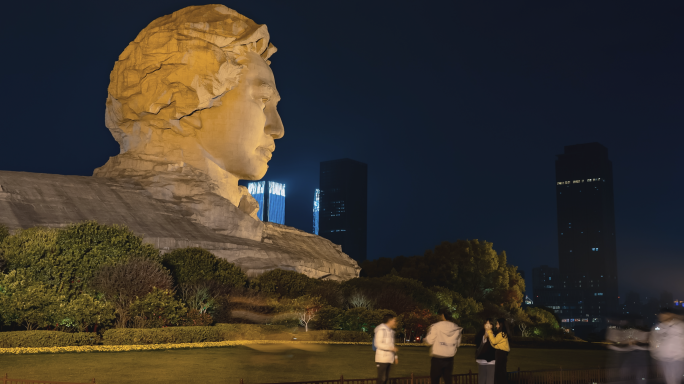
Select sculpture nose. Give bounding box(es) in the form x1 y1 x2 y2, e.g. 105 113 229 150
265 107 284 139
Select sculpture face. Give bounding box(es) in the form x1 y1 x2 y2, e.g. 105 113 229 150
197 52 284 180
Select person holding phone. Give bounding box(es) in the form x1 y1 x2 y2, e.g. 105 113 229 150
475 319 496 384
485 318 510 384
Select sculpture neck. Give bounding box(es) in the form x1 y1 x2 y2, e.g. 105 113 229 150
202 158 242 207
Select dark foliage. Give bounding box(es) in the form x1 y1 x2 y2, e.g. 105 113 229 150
162 247 247 288
341 275 439 314
250 269 316 298
360 239 525 308
91 258 173 301
309 279 344 307
90 258 174 327
180 309 214 326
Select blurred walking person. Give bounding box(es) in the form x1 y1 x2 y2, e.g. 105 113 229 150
475 319 496 384
425 308 463 384
606 315 650 384
485 318 510 384
375 313 399 384
651 308 684 384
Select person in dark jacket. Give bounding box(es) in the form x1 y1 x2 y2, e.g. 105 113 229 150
485 318 510 384
475 319 496 384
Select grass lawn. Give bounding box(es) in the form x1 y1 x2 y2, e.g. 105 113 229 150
0 345 611 384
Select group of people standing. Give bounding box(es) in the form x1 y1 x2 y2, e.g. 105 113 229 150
374 306 684 384
373 309 511 384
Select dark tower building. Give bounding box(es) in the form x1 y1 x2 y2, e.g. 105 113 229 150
555 143 619 324
319 159 368 263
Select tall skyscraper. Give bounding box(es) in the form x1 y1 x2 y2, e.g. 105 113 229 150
313 189 320 235
247 181 286 224
319 158 368 262
555 142 619 325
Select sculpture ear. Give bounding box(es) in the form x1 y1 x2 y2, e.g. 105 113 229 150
179 114 202 131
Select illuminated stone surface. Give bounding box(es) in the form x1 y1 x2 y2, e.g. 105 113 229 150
0 5 360 280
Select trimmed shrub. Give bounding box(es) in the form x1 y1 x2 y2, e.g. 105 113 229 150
162 248 246 288
103 326 223 345
311 306 343 330
337 308 396 333
180 309 213 327
250 269 316 298
129 288 188 328
104 324 295 345
0 331 99 348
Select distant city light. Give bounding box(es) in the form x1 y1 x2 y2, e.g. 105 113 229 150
248 181 265 221
313 189 320 235
247 181 285 224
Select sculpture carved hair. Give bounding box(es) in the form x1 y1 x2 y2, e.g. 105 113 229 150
105 4 277 155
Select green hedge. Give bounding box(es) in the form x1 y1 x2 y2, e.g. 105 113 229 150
103 325 371 345
103 327 223 345
0 331 99 348
2 326 374 348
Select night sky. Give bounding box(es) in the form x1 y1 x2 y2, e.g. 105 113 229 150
1 1 682 300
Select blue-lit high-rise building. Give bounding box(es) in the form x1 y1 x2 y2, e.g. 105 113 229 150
319 159 367 263
247 181 286 224
313 189 320 235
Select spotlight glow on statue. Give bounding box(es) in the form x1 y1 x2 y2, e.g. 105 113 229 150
97 5 284 212
0 4 361 281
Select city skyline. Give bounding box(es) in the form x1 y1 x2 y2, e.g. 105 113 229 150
0 0 681 299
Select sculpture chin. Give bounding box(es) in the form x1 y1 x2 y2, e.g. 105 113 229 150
232 161 269 181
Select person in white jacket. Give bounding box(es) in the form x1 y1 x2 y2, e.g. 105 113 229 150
374 313 399 384
651 308 684 384
425 308 463 384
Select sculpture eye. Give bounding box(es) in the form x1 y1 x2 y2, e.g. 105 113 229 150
261 97 270 105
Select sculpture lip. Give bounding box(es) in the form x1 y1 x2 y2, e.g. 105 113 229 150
257 146 274 160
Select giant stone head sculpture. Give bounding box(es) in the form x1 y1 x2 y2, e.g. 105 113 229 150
105 5 284 185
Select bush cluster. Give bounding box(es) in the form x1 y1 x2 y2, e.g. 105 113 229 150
0 222 566 344
0 223 246 332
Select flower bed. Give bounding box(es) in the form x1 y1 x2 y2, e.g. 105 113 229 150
0 340 476 355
